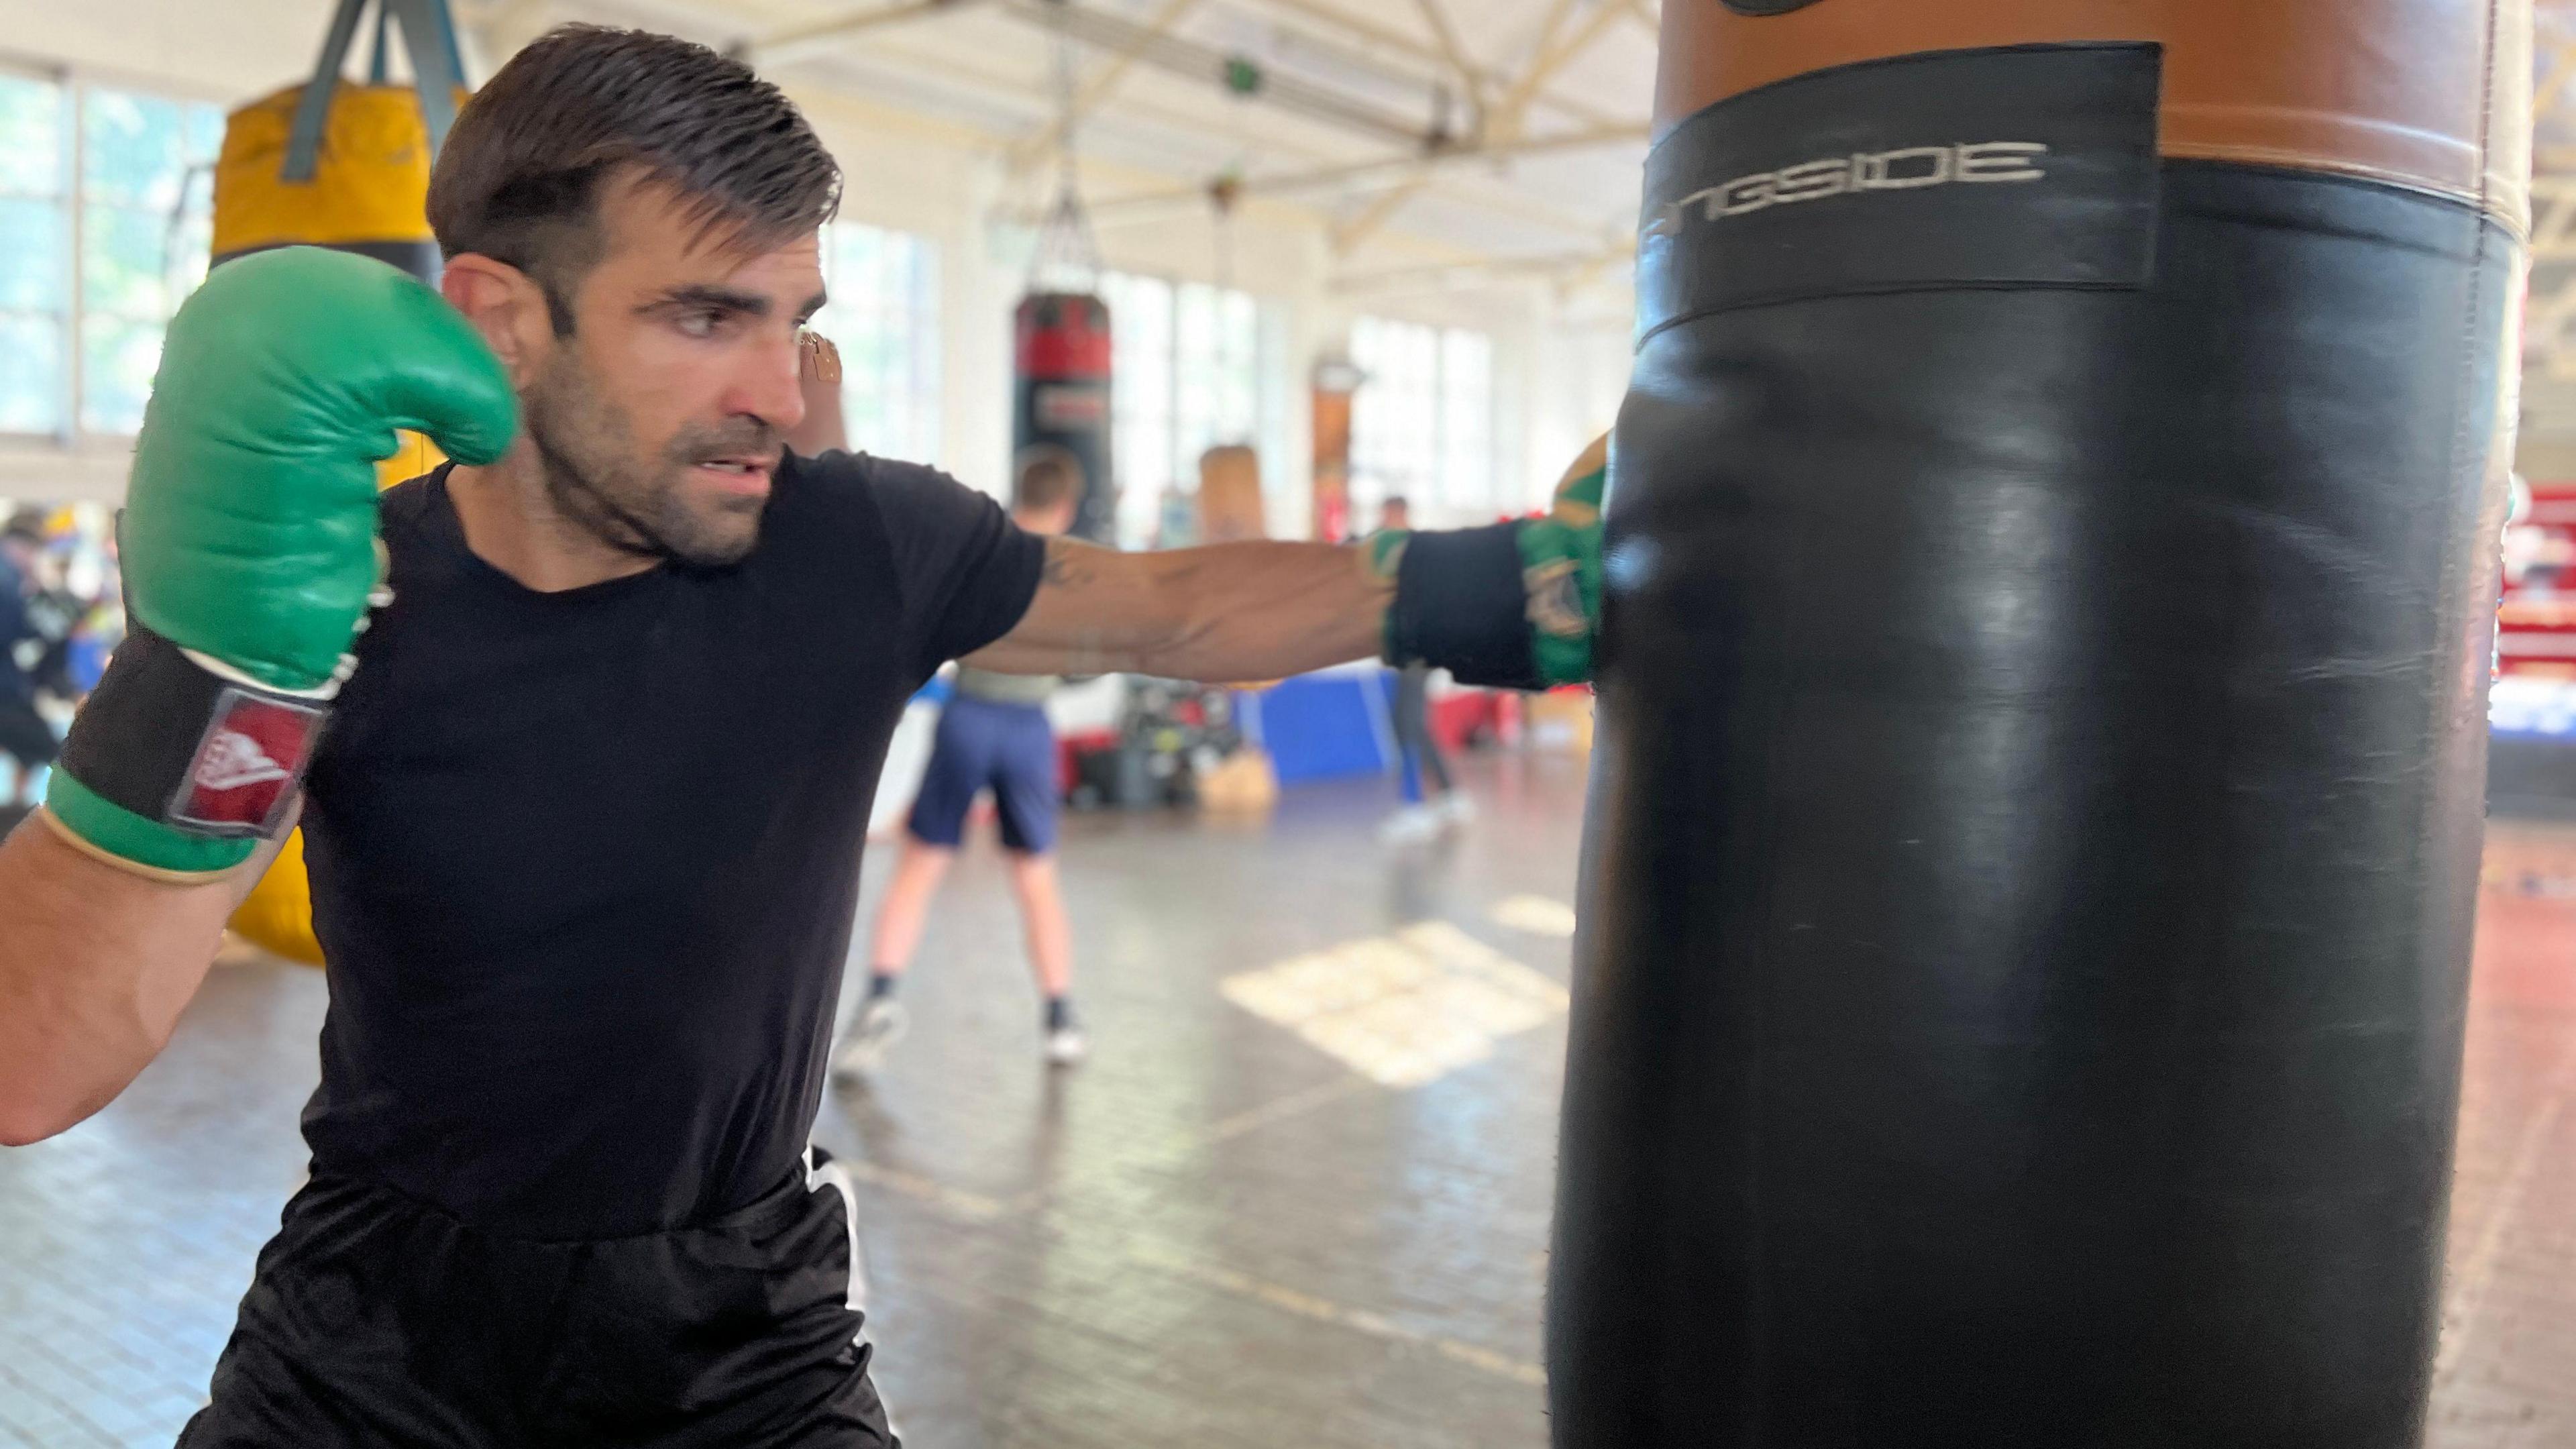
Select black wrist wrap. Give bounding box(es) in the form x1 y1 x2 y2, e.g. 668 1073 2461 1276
1386 522 1541 691
58 621 328 839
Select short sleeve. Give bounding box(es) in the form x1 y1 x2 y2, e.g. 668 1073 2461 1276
861 457 1047 677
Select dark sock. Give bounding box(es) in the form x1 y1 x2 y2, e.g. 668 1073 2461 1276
1044 996 1073 1032
867 971 900 1000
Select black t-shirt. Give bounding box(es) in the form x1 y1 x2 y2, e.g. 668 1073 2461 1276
300 452 1044 1239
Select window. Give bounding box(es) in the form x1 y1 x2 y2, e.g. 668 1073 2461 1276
1102 271 1172 541
0 73 70 435
812 221 941 462
1351 316 1497 527
1100 270 1282 548
1438 329 1494 517
81 88 221 434
0 69 221 440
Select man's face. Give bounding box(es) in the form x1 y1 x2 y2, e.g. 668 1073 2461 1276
521 178 825 566
1380 500 1411 533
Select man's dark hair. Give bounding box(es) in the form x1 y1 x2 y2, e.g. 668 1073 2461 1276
427 25 841 333
1015 455 1079 515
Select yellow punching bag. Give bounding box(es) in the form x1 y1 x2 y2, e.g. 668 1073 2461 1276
217 5 470 964
211 82 441 280
214 78 454 496
229 832 327 967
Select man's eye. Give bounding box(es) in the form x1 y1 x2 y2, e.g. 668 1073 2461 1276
675 309 727 338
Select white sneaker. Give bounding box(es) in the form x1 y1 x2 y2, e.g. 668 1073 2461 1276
1380 804 1442 845
1437 792 1475 826
1045 1024 1089 1067
832 998 909 1081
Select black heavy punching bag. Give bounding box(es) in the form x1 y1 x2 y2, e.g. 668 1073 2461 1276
1014 292 1117 544
1550 3 2529 1446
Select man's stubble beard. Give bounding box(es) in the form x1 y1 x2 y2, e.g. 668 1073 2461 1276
521 350 772 569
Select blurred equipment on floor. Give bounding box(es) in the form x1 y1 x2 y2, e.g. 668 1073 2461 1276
2493 476 2576 818
1069 678 1255 810
1519 689 1591 757
1195 740 1279 815
2500 477 2576 677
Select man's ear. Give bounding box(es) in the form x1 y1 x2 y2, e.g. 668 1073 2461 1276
439 255 553 383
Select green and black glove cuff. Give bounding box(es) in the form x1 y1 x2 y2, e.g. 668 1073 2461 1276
1375 434 1607 690
45 620 331 878
1379 522 1554 690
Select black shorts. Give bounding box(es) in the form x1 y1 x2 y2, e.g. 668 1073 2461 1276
180 1150 894 1448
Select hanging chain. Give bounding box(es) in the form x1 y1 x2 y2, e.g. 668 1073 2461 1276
1053 5 1080 201
1210 173 1241 294
1030 0 1103 290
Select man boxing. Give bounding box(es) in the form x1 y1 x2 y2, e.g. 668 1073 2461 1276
0 25 1599 1446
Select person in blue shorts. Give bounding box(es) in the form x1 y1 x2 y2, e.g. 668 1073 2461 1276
836 456 1085 1075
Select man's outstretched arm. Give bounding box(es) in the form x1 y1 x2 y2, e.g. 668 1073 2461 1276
969 436 1609 690
966 536 1391 684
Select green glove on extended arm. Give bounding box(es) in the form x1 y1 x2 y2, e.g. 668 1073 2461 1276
1374 433 1607 690
44 247 517 879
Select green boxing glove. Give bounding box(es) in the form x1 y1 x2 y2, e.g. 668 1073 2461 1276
1374 433 1607 690
44 247 517 879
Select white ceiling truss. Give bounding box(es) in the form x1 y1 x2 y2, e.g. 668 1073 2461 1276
475 0 2576 360
460 0 1661 299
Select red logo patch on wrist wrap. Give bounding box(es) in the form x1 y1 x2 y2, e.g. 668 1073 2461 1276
170 688 324 835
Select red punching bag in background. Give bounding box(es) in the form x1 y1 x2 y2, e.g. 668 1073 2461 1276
1014 292 1116 545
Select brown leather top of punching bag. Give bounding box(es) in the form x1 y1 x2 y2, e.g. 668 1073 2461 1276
1658 0 2532 236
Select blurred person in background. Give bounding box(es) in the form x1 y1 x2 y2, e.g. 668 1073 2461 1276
1377 495 1470 845
61 523 124 701
837 455 1088 1076
0 513 60 811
